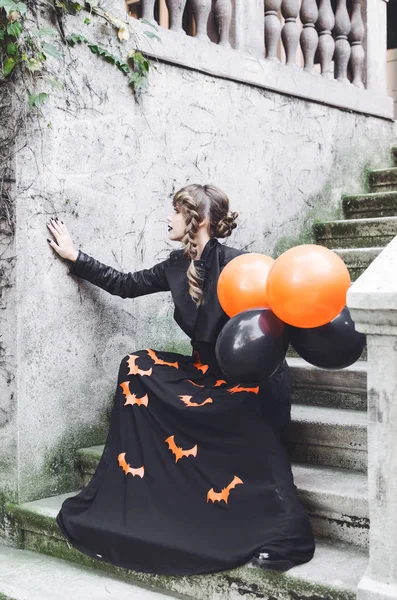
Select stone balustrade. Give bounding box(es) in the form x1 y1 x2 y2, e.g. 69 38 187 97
135 0 391 97
347 234 397 600
126 0 392 118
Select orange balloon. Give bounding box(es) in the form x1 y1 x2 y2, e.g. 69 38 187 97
266 245 351 328
217 253 275 317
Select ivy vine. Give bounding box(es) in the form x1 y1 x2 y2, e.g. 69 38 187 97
0 0 159 107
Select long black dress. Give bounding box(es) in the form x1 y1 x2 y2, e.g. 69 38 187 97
56 238 315 575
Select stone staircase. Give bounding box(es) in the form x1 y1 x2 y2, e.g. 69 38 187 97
3 148 397 600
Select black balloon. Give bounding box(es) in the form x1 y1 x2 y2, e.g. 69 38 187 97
215 308 289 383
288 306 366 370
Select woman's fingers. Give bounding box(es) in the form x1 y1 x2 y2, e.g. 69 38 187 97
47 238 60 250
46 217 76 260
50 218 62 233
47 221 58 239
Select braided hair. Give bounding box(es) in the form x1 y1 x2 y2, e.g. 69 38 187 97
172 184 238 305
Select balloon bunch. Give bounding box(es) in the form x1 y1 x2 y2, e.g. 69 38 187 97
215 245 366 384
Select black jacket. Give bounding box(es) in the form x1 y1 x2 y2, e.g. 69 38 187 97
68 238 244 345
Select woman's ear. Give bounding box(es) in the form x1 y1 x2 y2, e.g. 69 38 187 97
199 217 209 230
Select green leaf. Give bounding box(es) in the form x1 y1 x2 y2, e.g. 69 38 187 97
0 0 17 14
7 42 17 56
3 56 16 76
42 75 64 90
139 18 158 30
134 77 148 92
143 30 162 43
66 33 87 45
131 52 150 73
26 57 43 72
116 60 129 75
28 92 49 108
128 72 143 85
42 41 63 59
31 27 58 37
86 42 98 52
0 0 26 12
14 1 27 14
84 17 90 24
104 54 115 64
54 0 82 14
7 21 22 37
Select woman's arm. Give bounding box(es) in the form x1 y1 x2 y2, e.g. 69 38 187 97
68 250 170 298
46 218 170 298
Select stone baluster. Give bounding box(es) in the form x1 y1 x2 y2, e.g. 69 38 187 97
233 0 265 57
316 0 335 78
349 0 365 88
347 235 397 600
141 0 156 22
299 0 318 72
364 0 388 93
191 0 212 40
164 0 188 33
213 0 233 47
333 0 351 83
281 0 300 66
264 0 282 62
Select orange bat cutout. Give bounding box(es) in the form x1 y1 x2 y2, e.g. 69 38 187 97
165 435 198 463
187 379 205 388
227 385 259 394
118 452 145 478
214 380 227 387
193 360 209 374
179 395 213 408
146 348 178 369
207 476 243 504
120 382 149 407
127 354 152 377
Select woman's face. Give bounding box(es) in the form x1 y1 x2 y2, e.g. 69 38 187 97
167 204 186 241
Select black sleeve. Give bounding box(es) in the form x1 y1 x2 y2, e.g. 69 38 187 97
68 250 170 298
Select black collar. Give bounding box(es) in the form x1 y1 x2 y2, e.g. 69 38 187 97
197 238 219 263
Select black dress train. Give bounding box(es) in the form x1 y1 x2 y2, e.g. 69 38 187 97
56 238 315 575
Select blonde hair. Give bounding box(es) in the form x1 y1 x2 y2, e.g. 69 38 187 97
172 184 238 305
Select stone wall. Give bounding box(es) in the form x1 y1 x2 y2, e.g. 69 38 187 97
0 84 18 535
0 2 396 524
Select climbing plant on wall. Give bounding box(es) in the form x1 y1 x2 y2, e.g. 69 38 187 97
0 0 158 107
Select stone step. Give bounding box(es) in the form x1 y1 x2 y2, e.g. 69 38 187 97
342 191 397 219
287 357 367 411
289 405 367 472
313 216 397 249
0 541 172 600
76 445 368 548
368 167 397 192
5 495 368 600
293 464 368 548
332 247 382 281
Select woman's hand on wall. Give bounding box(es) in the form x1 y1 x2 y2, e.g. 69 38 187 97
47 218 79 262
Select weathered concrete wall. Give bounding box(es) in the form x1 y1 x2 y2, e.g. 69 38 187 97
0 84 18 535
0 2 396 517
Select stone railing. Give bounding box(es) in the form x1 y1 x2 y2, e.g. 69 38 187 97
347 235 397 600
129 0 393 119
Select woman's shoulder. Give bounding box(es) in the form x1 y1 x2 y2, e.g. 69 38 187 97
168 248 185 264
218 242 247 265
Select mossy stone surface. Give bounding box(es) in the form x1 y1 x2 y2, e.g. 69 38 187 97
21 529 356 600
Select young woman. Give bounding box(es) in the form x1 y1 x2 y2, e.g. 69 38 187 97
47 184 315 576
